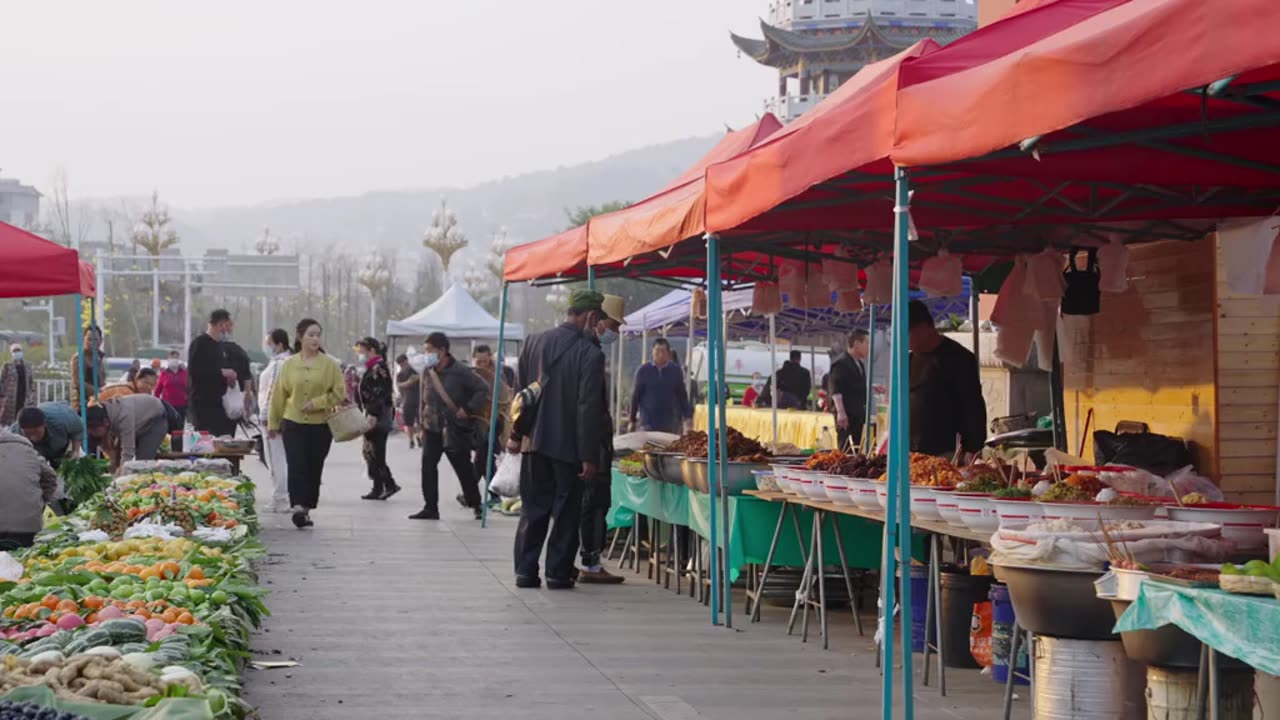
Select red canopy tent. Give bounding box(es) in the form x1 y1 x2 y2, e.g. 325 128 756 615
0 222 95 298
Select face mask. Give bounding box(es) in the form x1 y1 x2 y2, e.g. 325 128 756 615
11 351 22 362
753 380 764 389
357 353 368 364
598 329 618 346
425 352 440 368
168 359 180 371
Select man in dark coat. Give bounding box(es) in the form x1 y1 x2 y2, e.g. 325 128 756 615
828 330 871 451
187 309 239 437
908 300 987 459
414 332 491 520
775 349 813 409
508 289 612 590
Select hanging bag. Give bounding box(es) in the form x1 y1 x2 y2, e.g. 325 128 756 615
328 405 371 442
1061 248 1101 316
509 338 581 439
752 281 783 316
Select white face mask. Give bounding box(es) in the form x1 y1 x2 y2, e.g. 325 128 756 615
167 359 180 370
357 353 368 364
425 352 440 369
11 351 22 362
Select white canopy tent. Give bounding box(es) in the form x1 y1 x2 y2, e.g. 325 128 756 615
385 284 525 340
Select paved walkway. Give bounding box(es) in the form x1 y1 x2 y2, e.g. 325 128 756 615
242 439 1029 719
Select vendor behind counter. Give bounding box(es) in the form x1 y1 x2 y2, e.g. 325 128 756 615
908 301 986 459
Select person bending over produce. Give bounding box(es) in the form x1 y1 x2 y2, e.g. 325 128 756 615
0 430 59 550
86 394 170 471
12 402 84 469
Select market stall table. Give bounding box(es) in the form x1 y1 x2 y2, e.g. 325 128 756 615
745 488 990 693
609 470 882 583
156 450 251 475
692 405 831 449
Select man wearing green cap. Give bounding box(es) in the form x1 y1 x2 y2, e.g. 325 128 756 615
508 288 619 589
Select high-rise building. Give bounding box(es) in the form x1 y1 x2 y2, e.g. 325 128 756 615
0 177 40 229
732 0 978 122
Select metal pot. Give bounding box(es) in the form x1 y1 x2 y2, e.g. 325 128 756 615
682 458 765 495
657 453 685 485
994 562 1118 640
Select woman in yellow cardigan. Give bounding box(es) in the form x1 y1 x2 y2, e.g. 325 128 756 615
268 318 347 529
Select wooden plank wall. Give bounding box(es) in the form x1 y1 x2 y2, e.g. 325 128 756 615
1215 233 1280 504
1061 238 1217 476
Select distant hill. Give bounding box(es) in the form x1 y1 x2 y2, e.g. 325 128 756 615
169 133 721 271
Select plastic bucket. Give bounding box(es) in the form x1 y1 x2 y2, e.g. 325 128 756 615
1145 666 1254 720
989 583 1028 685
941 570 994 669
896 565 929 653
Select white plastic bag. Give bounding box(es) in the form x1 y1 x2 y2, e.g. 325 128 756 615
863 259 893 305
222 385 245 421
0 552 23 582
823 247 860 291
990 255 1036 330
1219 217 1280 295
1097 236 1131 293
1024 248 1066 301
489 453 522 498
752 281 782 316
919 250 964 298
994 325 1033 368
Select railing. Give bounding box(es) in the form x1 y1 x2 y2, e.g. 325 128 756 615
35 378 72 405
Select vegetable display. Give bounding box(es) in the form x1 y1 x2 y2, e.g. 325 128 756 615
875 454 963 487
0 465 268 719
804 451 886 478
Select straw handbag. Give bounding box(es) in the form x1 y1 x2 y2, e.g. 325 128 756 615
328 404 371 442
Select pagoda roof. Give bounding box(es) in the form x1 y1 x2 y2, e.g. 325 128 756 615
731 14 972 68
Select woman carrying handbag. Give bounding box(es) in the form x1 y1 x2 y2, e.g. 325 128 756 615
268 319 348 529
355 337 401 501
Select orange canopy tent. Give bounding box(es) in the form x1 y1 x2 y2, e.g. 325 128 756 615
586 115 782 266
0 222 96 298
502 226 588 283
893 0 1280 176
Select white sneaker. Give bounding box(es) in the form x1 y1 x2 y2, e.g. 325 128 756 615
272 500 292 514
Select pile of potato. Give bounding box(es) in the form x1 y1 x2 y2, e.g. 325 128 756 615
0 652 194 705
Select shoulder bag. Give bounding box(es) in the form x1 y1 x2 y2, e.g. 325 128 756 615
509 335 580 439
426 369 480 451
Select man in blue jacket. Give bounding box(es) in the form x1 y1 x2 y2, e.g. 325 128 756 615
629 338 690 434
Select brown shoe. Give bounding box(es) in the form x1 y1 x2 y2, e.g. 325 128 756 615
578 568 625 585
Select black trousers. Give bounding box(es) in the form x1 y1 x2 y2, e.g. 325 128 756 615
281 420 333 509
192 401 237 437
837 417 865 453
362 428 397 494
0 532 35 551
580 472 611 568
422 431 480 512
514 453 583 582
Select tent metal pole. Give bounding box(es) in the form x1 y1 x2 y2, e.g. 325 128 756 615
887 167 916 720
480 282 510 529
706 234 722 626
769 313 778 446
76 295 88 452
183 259 192 355
587 267 596 290
1051 329 1067 452
719 297 731 628
865 305 876 453
614 331 624 430
970 288 980 360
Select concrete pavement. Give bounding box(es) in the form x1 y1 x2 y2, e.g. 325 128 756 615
241 437 1028 719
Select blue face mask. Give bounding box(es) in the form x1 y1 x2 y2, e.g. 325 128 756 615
598 329 619 346
357 353 368 364
425 352 440 368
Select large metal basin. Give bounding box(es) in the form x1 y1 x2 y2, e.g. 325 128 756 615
682 458 764 495
1107 599 1248 670
994 562 1118 640
642 452 684 485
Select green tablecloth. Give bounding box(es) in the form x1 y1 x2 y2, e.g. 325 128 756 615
1115 582 1280 676
608 470 884 582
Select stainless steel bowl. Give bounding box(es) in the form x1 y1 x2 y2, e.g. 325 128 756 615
641 451 666 483
657 453 685 485
682 458 765 495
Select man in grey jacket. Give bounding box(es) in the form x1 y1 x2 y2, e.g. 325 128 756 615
509 289 614 590
87 394 169 471
0 431 59 550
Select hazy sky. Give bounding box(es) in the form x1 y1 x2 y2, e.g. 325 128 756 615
2 1 775 208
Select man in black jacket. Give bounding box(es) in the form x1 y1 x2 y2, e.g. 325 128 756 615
186 310 238 437
414 332 491 520
828 330 871 451
908 301 987 459
775 350 812 409
508 289 612 590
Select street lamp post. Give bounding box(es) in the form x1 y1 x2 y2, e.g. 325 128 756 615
358 256 392 338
